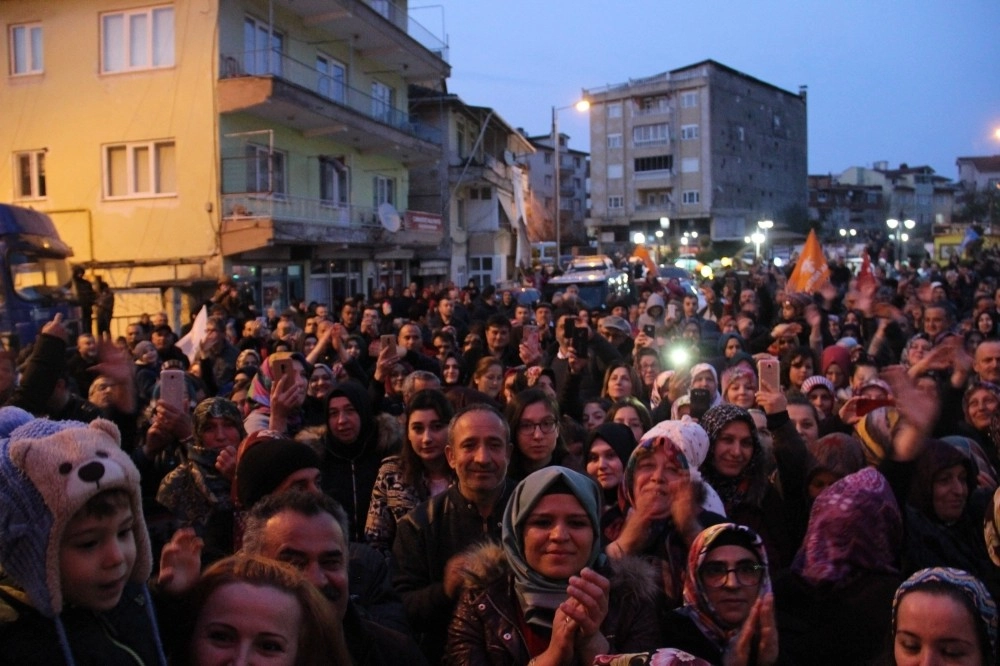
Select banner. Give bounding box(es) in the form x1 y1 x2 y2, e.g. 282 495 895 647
787 230 830 293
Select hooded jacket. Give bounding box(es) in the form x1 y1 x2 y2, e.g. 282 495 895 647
444 542 663 666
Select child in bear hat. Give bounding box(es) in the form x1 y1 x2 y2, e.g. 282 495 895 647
0 407 166 665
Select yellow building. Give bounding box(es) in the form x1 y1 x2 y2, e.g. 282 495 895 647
2 0 448 331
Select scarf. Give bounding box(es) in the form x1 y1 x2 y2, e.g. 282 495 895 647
698 404 765 512
677 523 771 651
156 444 232 527
502 467 603 631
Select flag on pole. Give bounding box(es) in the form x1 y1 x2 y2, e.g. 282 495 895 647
787 230 830 293
176 305 208 365
632 245 658 278
856 249 876 292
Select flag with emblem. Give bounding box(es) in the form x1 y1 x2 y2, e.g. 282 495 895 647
787 230 830 293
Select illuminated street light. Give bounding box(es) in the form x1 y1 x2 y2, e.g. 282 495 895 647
757 219 773 262
552 99 590 268
655 230 664 239
751 231 765 260
633 231 645 245
887 218 900 266
839 229 847 237
849 229 857 236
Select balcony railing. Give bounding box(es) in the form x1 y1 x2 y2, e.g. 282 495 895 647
366 0 449 62
220 50 441 144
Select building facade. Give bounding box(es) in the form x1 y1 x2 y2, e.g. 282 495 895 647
807 174 885 238
2 0 448 331
584 60 807 255
522 133 589 253
838 162 955 232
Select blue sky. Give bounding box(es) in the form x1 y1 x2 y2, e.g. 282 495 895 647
413 1 1000 178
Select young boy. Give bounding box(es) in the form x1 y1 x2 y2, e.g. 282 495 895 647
0 408 167 664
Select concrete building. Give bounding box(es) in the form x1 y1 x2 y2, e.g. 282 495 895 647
1 0 448 332
522 132 589 253
807 174 885 238
408 87 534 287
838 162 956 232
956 155 1000 191
583 60 807 256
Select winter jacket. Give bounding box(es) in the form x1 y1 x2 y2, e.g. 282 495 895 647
444 542 663 666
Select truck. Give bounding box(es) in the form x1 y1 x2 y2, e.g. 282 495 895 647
0 204 81 350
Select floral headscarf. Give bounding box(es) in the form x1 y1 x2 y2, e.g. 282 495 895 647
621 434 690 510
984 486 1000 567
642 418 725 516
892 567 998 663
502 466 603 631
793 467 902 588
650 370 674 410
698 404 765 512
678 523 771 650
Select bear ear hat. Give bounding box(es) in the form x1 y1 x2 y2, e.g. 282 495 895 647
0 412 151 618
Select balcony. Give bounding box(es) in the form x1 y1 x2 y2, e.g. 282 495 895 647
633 169 673 185
271 0 448 80
220 193 443 255
219 51 441 162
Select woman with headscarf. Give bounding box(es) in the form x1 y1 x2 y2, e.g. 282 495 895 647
243 351 310 437
957 381 1000 458
699 402 808 569
774 468 905 666
889 567 997 666
445 467 662 665
584 423 636 522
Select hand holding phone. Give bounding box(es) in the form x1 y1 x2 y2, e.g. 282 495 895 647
523 325 539 349
159 369 187 411
757 358 781 392
272 357 294 385
690 388 711 420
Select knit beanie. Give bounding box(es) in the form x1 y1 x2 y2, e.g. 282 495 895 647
235 436 322 508
721 365 758 398
801 375 835 396
0 408 153 616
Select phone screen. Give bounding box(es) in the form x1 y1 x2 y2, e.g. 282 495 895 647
690 388 711 419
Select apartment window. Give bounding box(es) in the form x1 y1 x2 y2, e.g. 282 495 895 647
681 125 699 140
544 175 552 187
607 134 622 149
681 157 699 173
371 81 395 123
244 144 285 195
373 175 395 206
608 196 624 210
573 178 581 189
104 140 176 198
243 17 283 76
636 96 669 115
607 164 623 179
607 103 622 119
14 150 46 199
101 6 174 73
634 155 673 172
544 153 551 164
320 157 348 206
633 123 669 146
682 190 700 204
9 23 43 75
469 186 491 200
468 256 494 287
316 54 346 103
680 92 697 108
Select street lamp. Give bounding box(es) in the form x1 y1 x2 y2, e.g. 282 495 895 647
751 231 765 260
887 218 899 265
552 99 590 268
757 219 773 262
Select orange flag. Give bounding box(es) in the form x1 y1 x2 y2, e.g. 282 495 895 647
632 245 658 277
787 230 830 293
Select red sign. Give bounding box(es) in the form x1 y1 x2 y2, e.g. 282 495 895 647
405 211 442 232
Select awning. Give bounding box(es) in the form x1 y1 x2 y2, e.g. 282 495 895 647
374 248 414 260
414 260 449 276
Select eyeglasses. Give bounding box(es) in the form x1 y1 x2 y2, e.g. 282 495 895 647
517 419 557 435
699 561 765 588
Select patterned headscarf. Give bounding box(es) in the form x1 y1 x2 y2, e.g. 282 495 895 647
650 370 674 410
943 436 998 491
984 486 1000 567
720 365 758 403
247 352 308 410
892 567 998 663
793 467 902 588
192 397 246 447
698 404 765 512
678 523 771 650
642 418 725 516
621 433 690 510
502 466 603 631
854 406 901 466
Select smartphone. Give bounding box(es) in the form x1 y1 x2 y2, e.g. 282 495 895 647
856 397 896 417
159 369 187 410
757 358 781 392
562 317 576 339
380 334 397 355
643 324 655 337
667 303 678 320
571 327 589 356
690 388 712 420
523 325 539 348
272 357 294 384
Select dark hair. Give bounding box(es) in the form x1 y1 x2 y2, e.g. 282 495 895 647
606 397 652 433
401 389 456 488
780 345 819 389
243 491 349 557
505 388 565 474
79 488 131 519
486 313 511 331
448 402 509 448
787 394 820 424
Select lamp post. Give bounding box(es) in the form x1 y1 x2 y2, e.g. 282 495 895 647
751 231 765 260
757 219 773 263
886 218 900 266
552 99 590 269
902 218 915 264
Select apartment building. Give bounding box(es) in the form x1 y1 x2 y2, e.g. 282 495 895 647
2 0 448 330
522 132 589 251
838 162 955 231
408 87 534 287
807 174 885 238
584 60 807 254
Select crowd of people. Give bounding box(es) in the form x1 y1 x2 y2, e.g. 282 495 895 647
2 252 1000 665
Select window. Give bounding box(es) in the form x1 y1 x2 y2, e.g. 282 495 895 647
373 175 395 206
244 17 283 76
681 125 699 140
102 6 174 73
371 81 395 123
544 175 552 187
634 155 673 173
633 123 669 146
607 164 623 179
635 96 669 115
316 54 345 103
681 157 699 173
14 150 46 199
244 144 285 195
104 139 176 198
9 23 43 75
682 190 700 204
607 134 622 149
544 153 552 165
607 103 622 119
468 256 494 287
573 178 581 189
320 157 348 206
680 92 697 108
608 196 624 210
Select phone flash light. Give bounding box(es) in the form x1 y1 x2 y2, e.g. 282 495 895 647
670 347 690 366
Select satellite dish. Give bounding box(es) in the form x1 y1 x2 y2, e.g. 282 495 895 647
378 203 401 233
